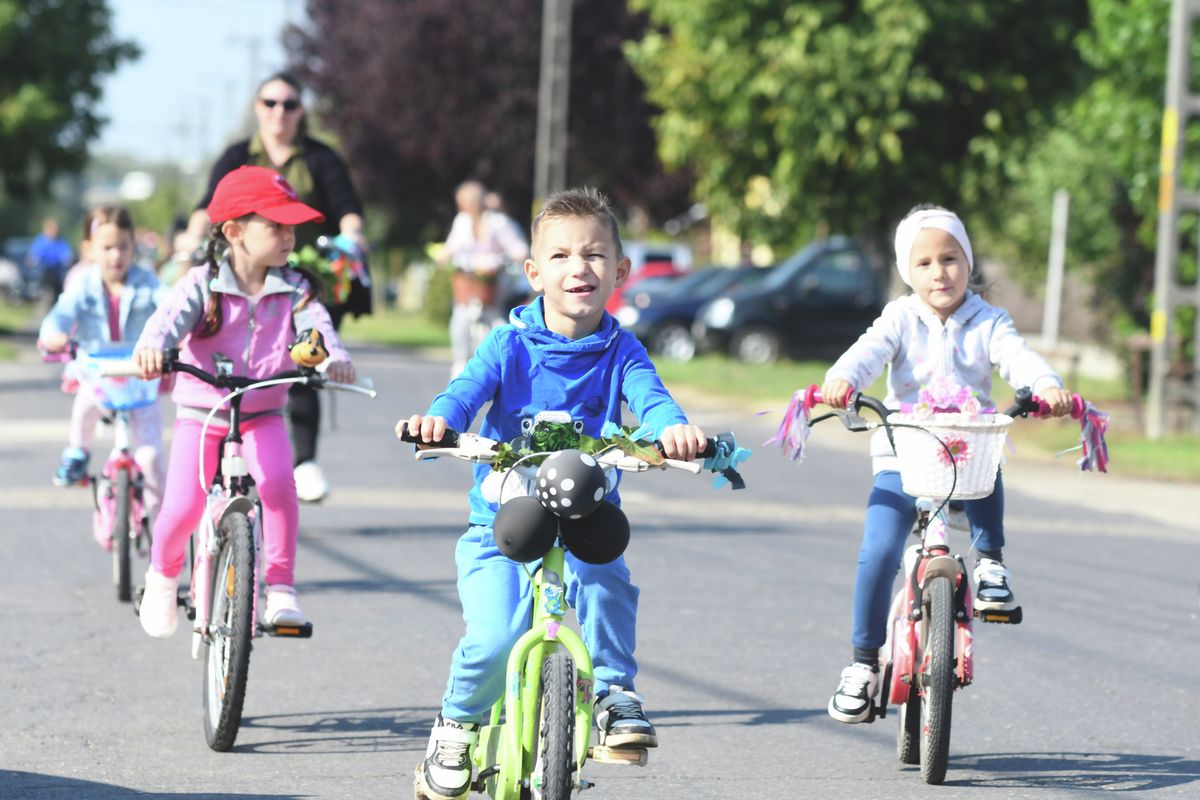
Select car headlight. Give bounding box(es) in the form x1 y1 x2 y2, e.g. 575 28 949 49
615 306 640 327
704 298 736 328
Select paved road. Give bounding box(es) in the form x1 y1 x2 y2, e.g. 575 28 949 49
2 338 1198 799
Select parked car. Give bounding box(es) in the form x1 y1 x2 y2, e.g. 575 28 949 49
692 237 884 364
606 240 692 313
616 265 771 360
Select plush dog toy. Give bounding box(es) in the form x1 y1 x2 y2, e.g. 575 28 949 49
289 328 329 368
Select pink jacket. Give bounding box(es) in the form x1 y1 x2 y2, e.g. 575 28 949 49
136 262 349 414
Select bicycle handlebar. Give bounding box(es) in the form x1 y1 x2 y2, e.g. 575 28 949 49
97 349 377 397
396 422 719 474
799 383 1087 425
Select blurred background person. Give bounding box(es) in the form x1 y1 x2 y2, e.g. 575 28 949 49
438 180 528 377
27 217 74 303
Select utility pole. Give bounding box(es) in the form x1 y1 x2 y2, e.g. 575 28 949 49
1043 189 1069 352
1149 0 1200 436
533 0 572 210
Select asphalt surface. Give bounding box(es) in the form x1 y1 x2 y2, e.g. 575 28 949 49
1 337 1198 799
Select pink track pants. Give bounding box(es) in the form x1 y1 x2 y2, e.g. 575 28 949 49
151 414 299 587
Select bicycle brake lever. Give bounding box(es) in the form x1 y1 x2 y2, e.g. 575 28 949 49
834 409 874 432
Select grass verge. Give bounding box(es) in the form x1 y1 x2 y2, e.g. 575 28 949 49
321 308 1200 483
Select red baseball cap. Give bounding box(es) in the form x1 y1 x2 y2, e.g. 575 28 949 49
206 165 326 225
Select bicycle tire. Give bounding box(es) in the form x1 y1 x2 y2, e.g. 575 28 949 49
203 511 255 751
919 575 955 784
112 468 132 602
533 653 575 800
897 686 920 765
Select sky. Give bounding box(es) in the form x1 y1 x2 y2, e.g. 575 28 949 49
94 0 306 169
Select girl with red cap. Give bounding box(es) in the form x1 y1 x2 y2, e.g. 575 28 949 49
132 166 355 638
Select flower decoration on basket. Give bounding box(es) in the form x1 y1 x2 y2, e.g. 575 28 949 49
937 435 972 466
906 375 987 420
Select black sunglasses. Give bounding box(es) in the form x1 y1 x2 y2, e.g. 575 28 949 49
260 98 301 111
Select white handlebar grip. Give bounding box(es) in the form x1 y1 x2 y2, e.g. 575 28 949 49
97 359 142 377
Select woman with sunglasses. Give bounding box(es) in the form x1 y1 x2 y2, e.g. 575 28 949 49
184 71 370 503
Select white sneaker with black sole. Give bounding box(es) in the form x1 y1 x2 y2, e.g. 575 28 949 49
828 662 879 723
595 687 657 749
414 715 478 800
973 558 1017 611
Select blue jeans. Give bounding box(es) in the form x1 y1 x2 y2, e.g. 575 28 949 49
442 525 640 723
851 470 1005 650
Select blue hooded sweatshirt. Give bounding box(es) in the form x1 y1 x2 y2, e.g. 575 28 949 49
427 297 689 526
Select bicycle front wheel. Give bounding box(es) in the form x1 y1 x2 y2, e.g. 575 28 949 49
203 511 255 751
532 652 575 800
112 468 132 602
919 575 955 784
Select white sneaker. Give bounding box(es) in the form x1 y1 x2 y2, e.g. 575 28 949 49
139 568 179 638
415 715 479 800
265 584 306 626
595 687 658 748
293 461 328 503
973 558 1017 611
828 662 879 723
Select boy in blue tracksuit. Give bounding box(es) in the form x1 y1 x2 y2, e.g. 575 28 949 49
400 187 708 800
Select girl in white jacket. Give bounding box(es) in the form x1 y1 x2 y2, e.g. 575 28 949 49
821 205 1075 724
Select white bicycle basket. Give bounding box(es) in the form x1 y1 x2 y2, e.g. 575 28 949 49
889 412 1013 500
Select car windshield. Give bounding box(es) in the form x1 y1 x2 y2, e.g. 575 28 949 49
762 241 825 291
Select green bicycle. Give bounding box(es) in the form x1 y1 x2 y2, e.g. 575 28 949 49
399 423 745 799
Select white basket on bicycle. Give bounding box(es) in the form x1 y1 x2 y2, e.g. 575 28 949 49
890 412 1013 500
72 343 160 411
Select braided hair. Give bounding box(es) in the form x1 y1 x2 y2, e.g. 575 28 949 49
193 219 326 338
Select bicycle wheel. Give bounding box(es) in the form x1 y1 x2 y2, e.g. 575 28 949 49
533 653 575 800
203 511 255 751
112 468 132 602
919 575 955 784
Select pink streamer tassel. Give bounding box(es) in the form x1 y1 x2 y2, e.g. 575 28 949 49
1077 402 1110 473
765 389 812 463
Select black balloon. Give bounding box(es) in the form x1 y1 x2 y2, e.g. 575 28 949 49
535 449 608 519
559 501 630 564
493 496 558 562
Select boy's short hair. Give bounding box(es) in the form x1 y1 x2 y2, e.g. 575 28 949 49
530 187 623 257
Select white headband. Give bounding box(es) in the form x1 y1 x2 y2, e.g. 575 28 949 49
893 209 973 287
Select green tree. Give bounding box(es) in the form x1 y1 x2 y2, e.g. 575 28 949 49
985 0 1197 343
0 0 139 198
625 0 1091 252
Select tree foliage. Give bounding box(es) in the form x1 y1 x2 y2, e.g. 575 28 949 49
625 0 1091 250
286 0 692 246
985 0 1197 337
0 0 139 197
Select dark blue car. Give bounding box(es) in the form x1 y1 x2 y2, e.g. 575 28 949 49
615 266 770 360
692 237 884 363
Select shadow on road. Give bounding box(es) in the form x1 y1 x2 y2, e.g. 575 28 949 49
0 770 300 799
233 706 437 755
654 707 825 727
946 751 1200 792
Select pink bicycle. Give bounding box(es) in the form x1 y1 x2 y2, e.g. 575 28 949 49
46 341 161 602
105 346 375 750
782 384 1106 784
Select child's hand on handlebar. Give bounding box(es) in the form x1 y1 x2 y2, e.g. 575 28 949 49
1039 387 1075 417
134 347 163 380
397 414 449 443
325 359 355 384
659 423 707 461
39 333 70 353
820 378 854 409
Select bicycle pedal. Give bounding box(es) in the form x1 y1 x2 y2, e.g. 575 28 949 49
176 590 196 620
588 745 648 766
259 621 313 638
975 606 1023 625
